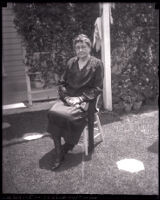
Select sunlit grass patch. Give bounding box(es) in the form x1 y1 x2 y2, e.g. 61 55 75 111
117 158 145 173
3 103 26 110
23 133 44 141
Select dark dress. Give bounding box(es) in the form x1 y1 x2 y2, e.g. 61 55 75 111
47 56 104 145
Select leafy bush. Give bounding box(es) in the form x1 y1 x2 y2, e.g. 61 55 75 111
13 3 158 108
13 3 99 87
111 3 159 109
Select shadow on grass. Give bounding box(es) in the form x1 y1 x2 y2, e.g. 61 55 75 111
99 112 122 125
99 103 158 126
3 103 158 141
39 148 84 172
39 140 100 171
147 140 158 154
3 110 48 141
3 134 50 148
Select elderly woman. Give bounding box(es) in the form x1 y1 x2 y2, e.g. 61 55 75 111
47 34 104 170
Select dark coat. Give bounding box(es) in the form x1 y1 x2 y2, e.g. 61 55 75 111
47 56 103 145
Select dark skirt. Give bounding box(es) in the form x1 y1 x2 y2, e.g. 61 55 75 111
47 100 88 145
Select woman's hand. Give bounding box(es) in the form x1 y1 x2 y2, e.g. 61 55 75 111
65 97 81 106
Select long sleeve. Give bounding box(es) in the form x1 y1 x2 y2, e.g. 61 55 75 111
58 57 76 101
82 61 104 101
58 63 69 100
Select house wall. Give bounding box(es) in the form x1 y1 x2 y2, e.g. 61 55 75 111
2 3 28 105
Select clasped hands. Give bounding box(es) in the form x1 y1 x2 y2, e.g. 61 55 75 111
65 97 82 106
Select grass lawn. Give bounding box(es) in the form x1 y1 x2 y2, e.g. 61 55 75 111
2 105 158 194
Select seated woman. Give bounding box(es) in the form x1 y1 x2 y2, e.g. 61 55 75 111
47 34 104 170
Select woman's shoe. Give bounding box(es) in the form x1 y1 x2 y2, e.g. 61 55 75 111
51 154 65 171
62 143 74 154
51 143 74 171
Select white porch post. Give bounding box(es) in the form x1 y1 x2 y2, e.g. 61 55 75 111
101 3 112 111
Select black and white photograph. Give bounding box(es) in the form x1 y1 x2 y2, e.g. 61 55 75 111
2 2 159 197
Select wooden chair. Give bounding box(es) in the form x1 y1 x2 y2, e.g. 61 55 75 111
82 95 104 156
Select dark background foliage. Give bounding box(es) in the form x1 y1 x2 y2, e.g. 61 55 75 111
13 3 159 109
13 3 99 77
110 3 158 109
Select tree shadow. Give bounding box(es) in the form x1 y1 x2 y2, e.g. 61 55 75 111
147 140 158 154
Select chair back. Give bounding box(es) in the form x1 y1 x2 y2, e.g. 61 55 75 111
95 94 102 113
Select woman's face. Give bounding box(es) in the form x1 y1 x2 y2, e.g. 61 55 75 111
75 41 91 59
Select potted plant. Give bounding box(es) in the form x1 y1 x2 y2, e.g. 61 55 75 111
133 93 144 111
120 88 137 112
32 71 45 89
122 95 133 112
27 52 50 89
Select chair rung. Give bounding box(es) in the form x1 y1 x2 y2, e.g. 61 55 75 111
86 126 99 130
94 133 101 138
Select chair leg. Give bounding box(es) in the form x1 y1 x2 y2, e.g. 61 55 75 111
83 114 103 156
83 127 88 156
95 114 104 141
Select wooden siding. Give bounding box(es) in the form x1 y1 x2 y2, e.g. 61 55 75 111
2 3 28 105
3 37 22 45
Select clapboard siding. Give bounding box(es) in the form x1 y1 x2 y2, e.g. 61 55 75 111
3 48 22 56
4 70 26 77
2 3 27 105
5 65 25 72
3 79 27 105
3 15 15 22
3 46 22 55
3 8 14 15
2 91 27 105
3 20 16 28
3 26 17 33
3 60 25 67
2 43 21 50
3 75 26 82
3 77 27 87
3 54 24 62
3 32 21 39
4 59 24 65
3 37 22 45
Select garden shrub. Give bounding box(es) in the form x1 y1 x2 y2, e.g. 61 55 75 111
111 3 159 109
13 3 158 108
13 3 99 87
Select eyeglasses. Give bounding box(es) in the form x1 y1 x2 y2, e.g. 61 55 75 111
75 45 88 51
